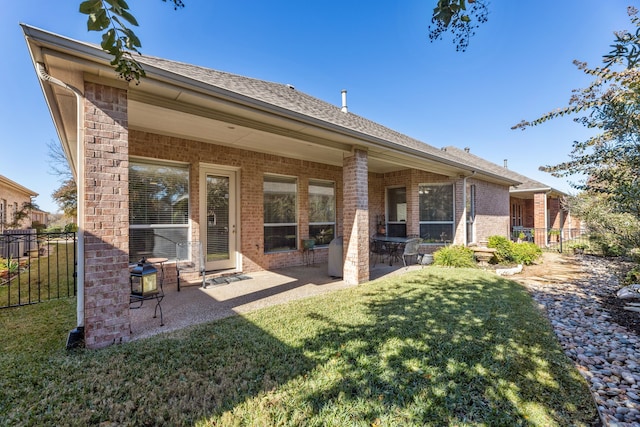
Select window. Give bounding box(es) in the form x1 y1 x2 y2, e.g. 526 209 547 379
511 203 522 227
264 175 297 252
309 180 335 246
419 183 454 243
129 160 189 262
387 187 407 237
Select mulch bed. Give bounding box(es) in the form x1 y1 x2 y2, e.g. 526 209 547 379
601 296 640 336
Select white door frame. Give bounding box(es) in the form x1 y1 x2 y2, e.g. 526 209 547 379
199 164 241 271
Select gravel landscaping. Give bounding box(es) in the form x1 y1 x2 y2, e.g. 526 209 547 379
521 254 640 426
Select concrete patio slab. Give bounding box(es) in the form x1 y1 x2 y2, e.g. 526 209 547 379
129 262 423 341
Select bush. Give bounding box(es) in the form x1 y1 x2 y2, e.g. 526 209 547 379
511 242 542 265
624 266 640 285
487 235 513 264
63 223 78 233
487 235 542 266
433 245 476 268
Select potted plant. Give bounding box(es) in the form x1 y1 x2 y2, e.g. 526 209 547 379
376 215 386 235
569 242 588 255
548 229 561 243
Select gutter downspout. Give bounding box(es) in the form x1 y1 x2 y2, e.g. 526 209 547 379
462 176 468 246
36 63 85 348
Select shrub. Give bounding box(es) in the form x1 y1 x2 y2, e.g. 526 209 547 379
433 245 476 268
624 266 640 285
628 248 640 263
511 242 542 265
63 223 78 233
487 235 542 266
487 235 514 264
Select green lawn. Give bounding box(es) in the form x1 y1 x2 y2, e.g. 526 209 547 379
0 242 76 307
0 268 597 426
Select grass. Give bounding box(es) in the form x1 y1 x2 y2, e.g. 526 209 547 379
0 268 597 426
0 242 76 307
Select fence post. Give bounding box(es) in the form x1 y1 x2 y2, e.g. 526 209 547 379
559 228 563 253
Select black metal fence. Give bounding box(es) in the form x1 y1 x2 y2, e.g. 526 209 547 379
511 227 594 254
0 230 77 309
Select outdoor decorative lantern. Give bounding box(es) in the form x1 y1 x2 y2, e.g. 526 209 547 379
130 258 158 297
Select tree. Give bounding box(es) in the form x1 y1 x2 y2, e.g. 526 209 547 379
514 7 640 251
1 201 39 230
81 1 491 83
428 0 489 52
52 179 78 219
79 0 184 83
47 140 78 219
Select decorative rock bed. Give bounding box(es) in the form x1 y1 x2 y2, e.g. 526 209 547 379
524 256 640 425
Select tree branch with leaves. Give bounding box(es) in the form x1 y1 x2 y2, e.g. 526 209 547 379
79 0 184 83
428 0 489 52
513 6 640 252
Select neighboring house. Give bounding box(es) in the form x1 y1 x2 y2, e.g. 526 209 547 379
24 25 523 348
0 174 38 231
442 146 581 245
30 209 50 229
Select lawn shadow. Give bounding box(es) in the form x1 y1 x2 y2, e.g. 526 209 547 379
292 269 597 425
2 268 598 426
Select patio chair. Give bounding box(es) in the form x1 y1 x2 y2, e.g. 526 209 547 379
401 238 421 267
370 237 388 267
175 240 206 291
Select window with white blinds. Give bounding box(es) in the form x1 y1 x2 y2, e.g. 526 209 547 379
264 175 297 252
128 160 189 262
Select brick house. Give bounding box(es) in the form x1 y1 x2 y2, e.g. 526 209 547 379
24 25 526 348
442 146 581 245
0 174 38 231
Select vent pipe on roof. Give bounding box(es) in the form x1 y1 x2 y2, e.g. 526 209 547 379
341 89 348 113
464 147 470 153
504 159 508 168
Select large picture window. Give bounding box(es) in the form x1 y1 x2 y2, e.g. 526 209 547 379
264 175 297 252
129 160 189 262
309 180 335 246
419 183 454 243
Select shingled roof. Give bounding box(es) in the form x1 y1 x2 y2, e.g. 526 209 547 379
136 55 511 177
21 24 520 184
441 146 566 195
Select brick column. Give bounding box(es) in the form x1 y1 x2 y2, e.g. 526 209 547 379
83 82 130 348
533 192 547 245
343 149 369 285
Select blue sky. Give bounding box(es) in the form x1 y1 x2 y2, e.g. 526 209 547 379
1 1 634 213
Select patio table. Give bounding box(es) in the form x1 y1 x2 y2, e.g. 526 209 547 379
372 235 410 266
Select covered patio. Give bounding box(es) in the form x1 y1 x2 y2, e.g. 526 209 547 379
130 262 423 340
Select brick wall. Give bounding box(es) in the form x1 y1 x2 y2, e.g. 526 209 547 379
129 130 343 272
128 130 512 279
471 179 510 243
548 197 562 229
83 82 131 349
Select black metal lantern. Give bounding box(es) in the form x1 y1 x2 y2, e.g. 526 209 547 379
130 258 158 296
